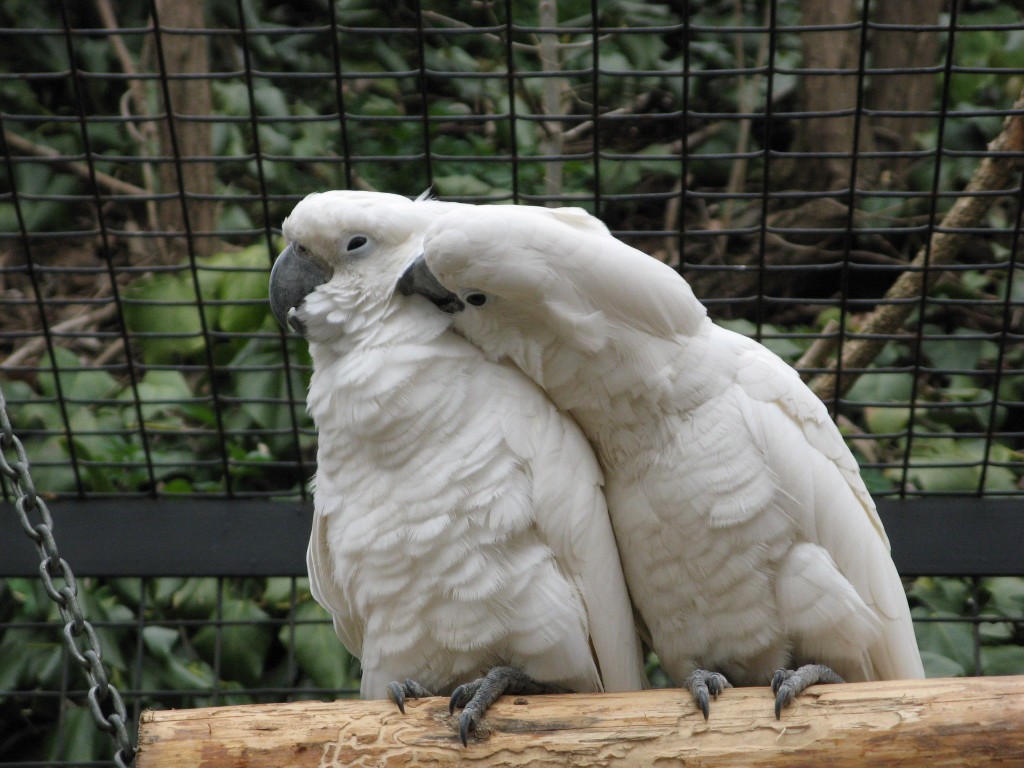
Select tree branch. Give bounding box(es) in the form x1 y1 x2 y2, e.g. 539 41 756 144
3 130 147 198
137 676 1024 767
809 86 1024 402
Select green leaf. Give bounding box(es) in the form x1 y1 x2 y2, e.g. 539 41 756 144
920 650 966 679
262 577 298 608
162 655 217 692
0 630 35 690
893 437 1018 493
193 598 272 686
18 436 79 494
981 645 1024 676
123 271 206 364
920 325 997 372
845 371 913 405
37 346 82 398
143 626 181 660
43 358 120 404
912 606 976 674
126 370 194 421
281 600 353 690
864 406 910 435
46 704 106 763
205 244 273 334
909 577 971 615
982 577 1024 615
171 578 219 618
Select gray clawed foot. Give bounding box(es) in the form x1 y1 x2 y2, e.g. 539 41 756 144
771 664 844 719
684 669 731 720
448 681 483 747
386 679 434 714
448 666 569 746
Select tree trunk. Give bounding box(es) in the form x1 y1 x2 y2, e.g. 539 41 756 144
786 0 870 191
154 0 218 258
866 0 944 187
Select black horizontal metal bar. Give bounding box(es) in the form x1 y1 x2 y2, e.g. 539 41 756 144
0 499 311 577
0 498 1020 578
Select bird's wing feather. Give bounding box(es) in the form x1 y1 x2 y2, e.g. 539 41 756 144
496 370 647 692
725 329 923 679
307 502 364 658
729 328 888 543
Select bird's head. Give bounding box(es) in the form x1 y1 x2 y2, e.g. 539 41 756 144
398 202 707 365
397 205 611 359
270 190 454 341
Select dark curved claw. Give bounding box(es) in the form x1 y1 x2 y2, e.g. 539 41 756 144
772 669 794 719
685 669 732 720
448 681 478 715
447 666 568 746
771 664 844 719
385 678 434 715
387 681 407 714
458 708 479 747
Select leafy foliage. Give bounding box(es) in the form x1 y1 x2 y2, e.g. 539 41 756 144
0 576 359 762
1 0 1023 763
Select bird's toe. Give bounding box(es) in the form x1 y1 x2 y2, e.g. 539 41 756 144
685 669 731 720
386 678 434 714
771 664 844 719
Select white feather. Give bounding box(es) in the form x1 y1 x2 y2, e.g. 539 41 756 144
282 191 646 700
421 203 925 689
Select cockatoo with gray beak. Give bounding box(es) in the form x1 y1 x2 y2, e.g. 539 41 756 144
399 202 924 718
268 191 646 744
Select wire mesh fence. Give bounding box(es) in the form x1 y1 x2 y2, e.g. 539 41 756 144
2 0 1024 765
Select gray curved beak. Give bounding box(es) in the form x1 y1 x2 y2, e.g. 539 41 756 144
269 243 331 335
397 254 464 314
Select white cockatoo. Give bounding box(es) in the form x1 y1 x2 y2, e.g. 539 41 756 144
268 191 645 743
399 202 925 717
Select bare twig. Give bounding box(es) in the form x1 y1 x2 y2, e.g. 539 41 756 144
808 86 1024 401
836 414 880 464
795 318 841 379
3 131 147 197
95 0 163 246
663 123 729 265
563 106 632 143
3 303 119 369
421 10 605 52
94 0 149 118
93 336 128 368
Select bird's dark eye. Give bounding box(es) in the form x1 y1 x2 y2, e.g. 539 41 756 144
465 293 487 307
346 235 368 251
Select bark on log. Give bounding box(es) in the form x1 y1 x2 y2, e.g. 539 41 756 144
136 675 1024 767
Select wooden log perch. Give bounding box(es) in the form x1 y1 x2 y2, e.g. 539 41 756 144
137 675 1024 767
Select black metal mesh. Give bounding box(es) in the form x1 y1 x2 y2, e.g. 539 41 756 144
2 1 1024 765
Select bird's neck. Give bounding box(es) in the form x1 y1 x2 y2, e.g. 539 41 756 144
305 294 451 427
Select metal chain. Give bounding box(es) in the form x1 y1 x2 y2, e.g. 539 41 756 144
0 384 136 767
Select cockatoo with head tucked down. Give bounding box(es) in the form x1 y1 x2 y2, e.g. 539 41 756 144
399 202 924 718
268 191 645 744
